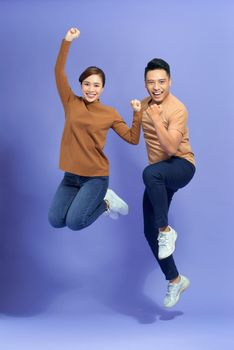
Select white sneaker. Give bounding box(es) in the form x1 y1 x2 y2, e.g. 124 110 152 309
104 189 129 217
157 226 177 260
103 208 119 220
164 275 190 308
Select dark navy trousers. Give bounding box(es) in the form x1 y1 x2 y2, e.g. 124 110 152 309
142 157 195 280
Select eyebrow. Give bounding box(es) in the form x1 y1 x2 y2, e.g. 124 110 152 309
147 79 166 82
83 81 101 85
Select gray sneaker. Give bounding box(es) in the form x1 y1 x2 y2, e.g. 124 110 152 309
164 275 190 308
157 226 177 260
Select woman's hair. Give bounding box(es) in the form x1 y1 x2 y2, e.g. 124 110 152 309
79 66 106 87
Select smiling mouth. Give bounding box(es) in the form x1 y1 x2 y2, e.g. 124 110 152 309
86 93 96 98
152 92 162 96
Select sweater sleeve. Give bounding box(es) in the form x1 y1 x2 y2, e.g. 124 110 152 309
168 108 188 136
111 110 142 145
54 39 75 110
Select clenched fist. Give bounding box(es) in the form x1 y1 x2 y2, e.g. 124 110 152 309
65 27 80 42
131 99 141 112
145 104 163 124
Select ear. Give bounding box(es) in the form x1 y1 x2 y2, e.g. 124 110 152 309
169 78 172 87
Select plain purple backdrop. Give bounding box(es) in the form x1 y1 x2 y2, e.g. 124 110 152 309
0 0 234 349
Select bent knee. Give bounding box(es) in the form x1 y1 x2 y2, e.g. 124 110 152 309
142 165 162 185
48 212 65 229
66 217 87 231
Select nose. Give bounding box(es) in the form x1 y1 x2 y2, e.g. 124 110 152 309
87 85 94 92
153 82 160 90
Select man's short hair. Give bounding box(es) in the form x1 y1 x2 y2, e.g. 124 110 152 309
144 58 170 80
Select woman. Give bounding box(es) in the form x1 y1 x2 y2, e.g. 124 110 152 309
48 27 141 231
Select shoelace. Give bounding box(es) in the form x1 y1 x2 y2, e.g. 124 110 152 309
158 234 170 247
166 283 180 298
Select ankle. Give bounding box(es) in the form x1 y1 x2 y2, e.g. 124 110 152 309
170 275 181 284
159 226 170 233
104 199 110 211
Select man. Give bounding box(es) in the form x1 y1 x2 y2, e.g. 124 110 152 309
134 58 195 307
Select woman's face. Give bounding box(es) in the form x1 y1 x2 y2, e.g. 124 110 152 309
81 74 104 103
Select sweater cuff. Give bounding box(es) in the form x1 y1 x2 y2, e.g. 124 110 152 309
133 110 143 119
61 38 72 48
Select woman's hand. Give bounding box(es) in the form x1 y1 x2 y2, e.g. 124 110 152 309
65 27 80 42
131 99 141 112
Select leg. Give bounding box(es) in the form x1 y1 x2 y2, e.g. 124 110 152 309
143 158 196 307
143 158 195 260
143 189 179 280
66 176 109 231
143 188 191 308
142 157 195 229
48 173 79 228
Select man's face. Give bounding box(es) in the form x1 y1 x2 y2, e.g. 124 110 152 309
145 69 171 104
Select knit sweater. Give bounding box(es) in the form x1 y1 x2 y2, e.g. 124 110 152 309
141 94 195 166
55 39 141 176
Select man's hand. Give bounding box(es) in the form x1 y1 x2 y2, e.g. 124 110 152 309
65 27 80 42
131 99 141 112
145 104 163 124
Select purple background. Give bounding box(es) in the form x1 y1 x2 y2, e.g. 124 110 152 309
0 0 233 349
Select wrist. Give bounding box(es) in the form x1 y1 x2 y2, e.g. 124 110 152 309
152 117 163 127
65 36 72 42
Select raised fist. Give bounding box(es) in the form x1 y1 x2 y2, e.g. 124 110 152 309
65 27 80 42
131 99 141 112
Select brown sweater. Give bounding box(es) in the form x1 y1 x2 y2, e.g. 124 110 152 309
55 40 141 176
141 94 195 166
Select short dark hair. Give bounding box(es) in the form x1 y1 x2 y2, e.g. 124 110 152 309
79 66 106 87
144 58 170 80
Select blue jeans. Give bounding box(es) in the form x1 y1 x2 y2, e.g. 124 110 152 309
142 157 195 280
48 172 109 231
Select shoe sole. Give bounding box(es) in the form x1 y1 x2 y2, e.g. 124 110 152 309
158 230 177 260
109 212 119 220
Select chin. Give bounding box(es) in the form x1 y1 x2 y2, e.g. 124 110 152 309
152 97 163 104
